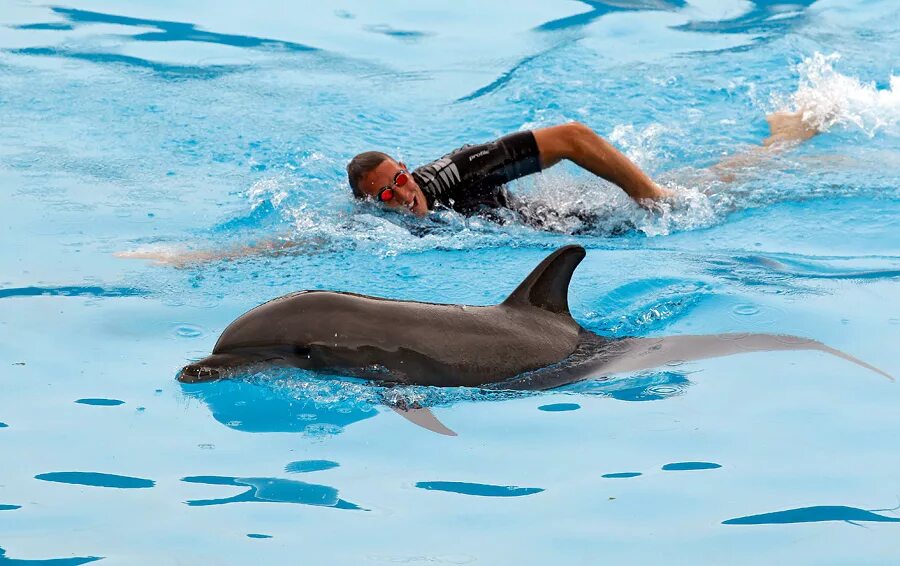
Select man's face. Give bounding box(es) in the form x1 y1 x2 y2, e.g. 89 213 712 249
359 159 429 217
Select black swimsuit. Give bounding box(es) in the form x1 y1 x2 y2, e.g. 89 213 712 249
411 131 542 216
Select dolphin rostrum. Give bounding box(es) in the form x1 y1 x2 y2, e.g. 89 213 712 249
179 245 891 395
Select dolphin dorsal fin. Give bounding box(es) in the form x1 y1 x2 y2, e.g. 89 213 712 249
502 245 586 314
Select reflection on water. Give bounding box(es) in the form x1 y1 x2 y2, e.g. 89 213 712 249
182 367 698 436
74 398 124 406
535 0 686 33
562 370 693 401
724 505 900 525
35 471 155 489
415 482 544 497
674 1 817 35
662 462 722 471
8 48 242 80
0 546 102 565
537 403 581 412
5 6 359 80
285 460 340 474
26 7 318 52
181 475 363 510
180 378 378 435
601 472 642 478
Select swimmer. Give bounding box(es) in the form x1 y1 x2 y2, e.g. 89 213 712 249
119 110 819 266
349 113 820 218
347 123 670 219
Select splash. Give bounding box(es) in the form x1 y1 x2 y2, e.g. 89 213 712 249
609 122 671 170
778 52 900 137
120 52 899 265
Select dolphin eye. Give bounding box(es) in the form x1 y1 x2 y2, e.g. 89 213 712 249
293 345 311 357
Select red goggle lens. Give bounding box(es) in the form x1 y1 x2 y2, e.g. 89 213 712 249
376 171 409 203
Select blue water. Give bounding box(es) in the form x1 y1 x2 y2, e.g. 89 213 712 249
1 0 899 563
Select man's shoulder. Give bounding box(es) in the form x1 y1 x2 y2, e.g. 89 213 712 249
418 139 499 173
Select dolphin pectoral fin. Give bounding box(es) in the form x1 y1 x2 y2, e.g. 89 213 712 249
178 353 253 383
382 393 458 436
605 334 893 381
381 388 457 436
390 405 458 436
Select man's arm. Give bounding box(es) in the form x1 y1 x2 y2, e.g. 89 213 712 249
533 122 671 204
116 237 303 267
708 110 821 182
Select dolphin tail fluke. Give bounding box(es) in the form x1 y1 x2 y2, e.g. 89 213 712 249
799 338 893 381
612 334 893 381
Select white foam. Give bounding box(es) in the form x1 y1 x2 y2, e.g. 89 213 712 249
779 52 900 137
609 122 672 170
247 176 290 209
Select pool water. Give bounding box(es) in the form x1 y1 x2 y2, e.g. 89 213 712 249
2 0 899 563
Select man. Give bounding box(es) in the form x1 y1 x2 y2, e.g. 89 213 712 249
120 111 817 265
346 122 670 219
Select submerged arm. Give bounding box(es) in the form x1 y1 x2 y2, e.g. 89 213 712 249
116 236 303 267
707 110 821 182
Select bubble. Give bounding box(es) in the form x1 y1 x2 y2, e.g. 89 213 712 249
732 304 760 316
304 423 342 436
172 324 205 338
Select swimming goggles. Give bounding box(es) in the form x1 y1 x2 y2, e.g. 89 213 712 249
376 169 410 202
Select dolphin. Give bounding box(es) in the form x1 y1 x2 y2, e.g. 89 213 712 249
179 245 890 388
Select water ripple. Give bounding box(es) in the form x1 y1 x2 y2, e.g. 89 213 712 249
415 482 543 497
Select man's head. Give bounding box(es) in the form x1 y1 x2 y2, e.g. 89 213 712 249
346 152 429 216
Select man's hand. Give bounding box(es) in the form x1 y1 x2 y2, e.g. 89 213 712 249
763 110 821 147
